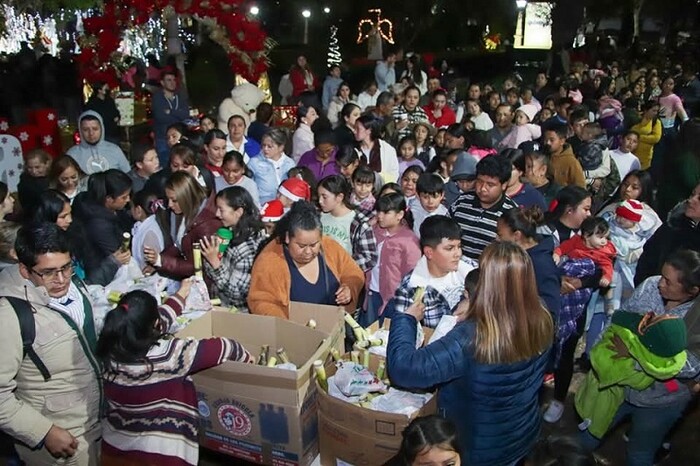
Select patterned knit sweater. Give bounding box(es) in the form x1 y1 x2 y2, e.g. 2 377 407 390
101 295 254 465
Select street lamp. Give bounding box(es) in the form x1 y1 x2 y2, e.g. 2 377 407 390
302 9 311 44
250 5 259 16
515 0 527 46
323 7 330 14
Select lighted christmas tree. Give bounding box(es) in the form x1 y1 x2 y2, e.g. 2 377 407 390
327 25 342 68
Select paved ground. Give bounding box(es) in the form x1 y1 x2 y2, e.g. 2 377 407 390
199 372 700 465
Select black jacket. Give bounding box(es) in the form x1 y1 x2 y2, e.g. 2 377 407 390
635 203 700 286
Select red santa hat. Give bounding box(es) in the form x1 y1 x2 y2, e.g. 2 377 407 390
278 177 311 202
616 199 643 223
260 199 285 223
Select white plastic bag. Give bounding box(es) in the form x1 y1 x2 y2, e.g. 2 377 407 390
333 361 387 397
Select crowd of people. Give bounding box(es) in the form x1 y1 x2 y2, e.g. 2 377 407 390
0 43 699 466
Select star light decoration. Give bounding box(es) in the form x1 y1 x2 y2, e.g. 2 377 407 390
356 9 394 45
43 135 53 146
19 132 29 142
0 123 7 131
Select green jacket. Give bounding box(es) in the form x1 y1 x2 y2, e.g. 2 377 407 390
575 324 686 438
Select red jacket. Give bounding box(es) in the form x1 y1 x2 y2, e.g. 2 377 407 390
160 193 223 279
423 104 457 128
555 235 617 282
289 67 319 97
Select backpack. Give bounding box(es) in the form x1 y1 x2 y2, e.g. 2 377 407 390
3 297 51 381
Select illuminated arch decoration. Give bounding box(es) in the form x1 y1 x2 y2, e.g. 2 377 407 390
76 0 273 87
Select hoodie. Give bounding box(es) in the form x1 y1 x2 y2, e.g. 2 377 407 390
67 110 130 175
550 144 586 188
528 235 561 318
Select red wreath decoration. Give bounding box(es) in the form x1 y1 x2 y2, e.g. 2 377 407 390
76 0 272 87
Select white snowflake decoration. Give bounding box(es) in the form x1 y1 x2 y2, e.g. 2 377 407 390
19 131 28 142
42 135 53 146
0 121 8 131
47 113 55 121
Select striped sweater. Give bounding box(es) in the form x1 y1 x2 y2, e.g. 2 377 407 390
101 295 254 465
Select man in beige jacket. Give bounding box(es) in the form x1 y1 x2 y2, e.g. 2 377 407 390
0 224 101 465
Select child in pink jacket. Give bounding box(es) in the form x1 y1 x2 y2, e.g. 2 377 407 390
361 192 421 326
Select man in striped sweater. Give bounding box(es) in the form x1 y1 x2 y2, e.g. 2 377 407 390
449 155 518 261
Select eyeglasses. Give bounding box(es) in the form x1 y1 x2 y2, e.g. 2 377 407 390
31 263 74 282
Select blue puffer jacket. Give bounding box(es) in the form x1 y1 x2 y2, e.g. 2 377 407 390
387 312 550 466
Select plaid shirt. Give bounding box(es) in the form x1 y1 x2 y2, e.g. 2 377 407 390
558 258 596 346
203 230 267 312
393 256 473 328
350 209 378 272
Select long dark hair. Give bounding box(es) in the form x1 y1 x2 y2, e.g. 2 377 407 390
96 290 165 379
499 205 545 240
86 169 132 207
32 189 70 224
216 186 264 247
355 114 382 173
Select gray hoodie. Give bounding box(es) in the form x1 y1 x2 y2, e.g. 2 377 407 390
67 110 130 175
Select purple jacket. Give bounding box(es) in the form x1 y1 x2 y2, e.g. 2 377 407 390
298 147 340 180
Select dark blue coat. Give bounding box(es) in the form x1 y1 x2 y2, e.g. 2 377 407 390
387 313 549 466
528 235 561 320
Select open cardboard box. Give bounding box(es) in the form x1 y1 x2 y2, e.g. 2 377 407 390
317 352 437 466
177 310 335 466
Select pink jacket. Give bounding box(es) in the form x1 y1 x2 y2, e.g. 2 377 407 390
498 123 542 150
365 224 421 314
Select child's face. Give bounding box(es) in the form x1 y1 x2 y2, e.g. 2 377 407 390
223 160 245 185
137 149 160 176
166 128 182 147
414 125 428 144
318 187 342 213
584 232 609 249
352 181 374 201
338 160 359 180
615 214 638 230
620 133 639 153
506 92 519 106
419 192 444 212
456 179 475 193
276 193 294 208
424 238 462 275
400 143 416 160
525 156 547 183
543 131 565 155
376 209 403 230
410 446 461 466
514 111 530 126
200 117 216 133
434 131 446 148
401 172 420 198
540 108 554 121
26 157 50 177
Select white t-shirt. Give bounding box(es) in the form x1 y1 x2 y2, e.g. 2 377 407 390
610 149 641 180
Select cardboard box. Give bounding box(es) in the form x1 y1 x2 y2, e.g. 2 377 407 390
216 302 346 356
317 354 437 466
287 302 345 356
177 311 335 466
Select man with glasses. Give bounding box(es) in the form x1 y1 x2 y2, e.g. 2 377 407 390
0 223 101 465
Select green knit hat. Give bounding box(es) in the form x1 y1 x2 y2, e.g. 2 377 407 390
612 311 687 358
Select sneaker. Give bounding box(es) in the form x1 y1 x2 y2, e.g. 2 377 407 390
543 400 565 423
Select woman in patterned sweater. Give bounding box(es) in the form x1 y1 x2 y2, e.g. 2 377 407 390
200 186 267 312
96 280 254 466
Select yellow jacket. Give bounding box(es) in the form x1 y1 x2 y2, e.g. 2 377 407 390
631 118 662 169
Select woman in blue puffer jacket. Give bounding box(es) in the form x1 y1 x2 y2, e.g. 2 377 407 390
387 241 554 466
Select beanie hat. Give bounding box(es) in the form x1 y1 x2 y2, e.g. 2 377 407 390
612 310 687 358
278 178 311 202
616 199 643 223
260 199 285 222
517 104 538 123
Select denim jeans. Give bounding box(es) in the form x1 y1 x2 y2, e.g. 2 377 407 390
358 290 382 327
579 400 687 466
